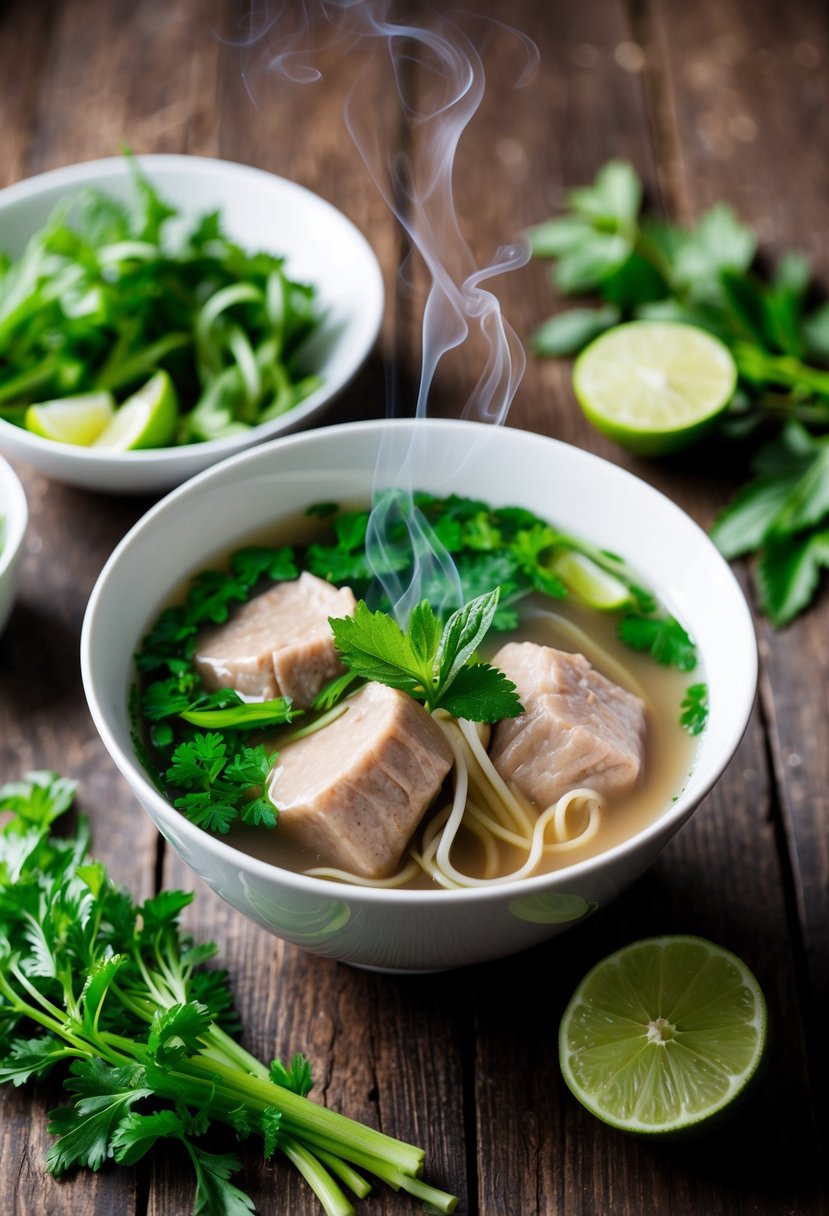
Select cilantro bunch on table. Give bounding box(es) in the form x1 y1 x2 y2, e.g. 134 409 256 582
0 771 457 1216
528 160 829 626
0 155 323 444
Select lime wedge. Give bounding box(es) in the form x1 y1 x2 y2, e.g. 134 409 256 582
25 392 115 446
559 936 766 1136
573 321 737 456
94 371 179 451
550 550 630 610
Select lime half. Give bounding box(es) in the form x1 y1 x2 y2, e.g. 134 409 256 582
559 936 766 1136
573 321 737 456
94 371 179 451
25 392 115 445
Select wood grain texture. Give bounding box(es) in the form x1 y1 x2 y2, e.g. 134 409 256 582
0 0 828 1213
649 0 829 1165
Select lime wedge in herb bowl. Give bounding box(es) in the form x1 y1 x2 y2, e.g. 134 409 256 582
25 392 115 446
573 321 737 457
559 935 767 1137
0 154 383 493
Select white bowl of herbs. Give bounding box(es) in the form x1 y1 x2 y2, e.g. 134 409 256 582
0 155 383 493
81 418 758 972
0 453 27 634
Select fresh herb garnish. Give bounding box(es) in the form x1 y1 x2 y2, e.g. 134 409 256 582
329 591 523 721
680 683 709 736
166 734 278 832
0 156 323 444
528 159 829 624
617 612 698 672
0 771 457 1215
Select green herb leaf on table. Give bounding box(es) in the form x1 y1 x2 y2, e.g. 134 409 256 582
528 158 829 625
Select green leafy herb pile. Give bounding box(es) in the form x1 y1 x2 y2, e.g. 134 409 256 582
0 771 457 1216
0 155 322 444
528 159 829 626
135 491 705 841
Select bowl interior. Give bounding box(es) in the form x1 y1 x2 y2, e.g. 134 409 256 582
82 419 757 903
0 156 384 490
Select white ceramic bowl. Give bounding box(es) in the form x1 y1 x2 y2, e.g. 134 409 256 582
81 420 757 971
0 156 383 493
0 454 28 634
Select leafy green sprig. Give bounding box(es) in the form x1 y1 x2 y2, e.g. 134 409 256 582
0 156 323 442
0 772 458 1216
329 590 522 722
528 160 829 625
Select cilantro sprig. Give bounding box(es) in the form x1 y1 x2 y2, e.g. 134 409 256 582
0 772 458 1216
529 159 829 625
329 590 523 721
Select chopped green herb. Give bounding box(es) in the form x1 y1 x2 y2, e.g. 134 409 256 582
0 771 457 1215
680 683 709 735
617 612 698 672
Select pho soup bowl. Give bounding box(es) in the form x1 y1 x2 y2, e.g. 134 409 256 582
0 155 383 494
0 454 28 634
81 419 757 972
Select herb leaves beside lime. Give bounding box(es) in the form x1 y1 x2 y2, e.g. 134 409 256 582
0 154 323 450
559 936 767 1136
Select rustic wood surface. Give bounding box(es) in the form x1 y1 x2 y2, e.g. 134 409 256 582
0 1 827 1213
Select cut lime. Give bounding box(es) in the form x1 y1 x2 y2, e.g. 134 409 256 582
559 936 766 1136
94 371 179 451
573 321 737 456
550 550 630 610
25 392 115 446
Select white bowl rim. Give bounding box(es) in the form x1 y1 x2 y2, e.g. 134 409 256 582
0 154 384 468
0 453 28 580
81 417 758 908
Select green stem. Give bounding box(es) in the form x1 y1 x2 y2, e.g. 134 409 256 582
280 1134 355 1216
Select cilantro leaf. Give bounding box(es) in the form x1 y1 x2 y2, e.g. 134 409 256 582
618 613 698 671
0 1034 72 1086
111 1109 185 1166
45 1060 151 1176
187 1146 255 1216
229 545 297 588
680 683 709 736
149 1001 213 1065
332 591 522 721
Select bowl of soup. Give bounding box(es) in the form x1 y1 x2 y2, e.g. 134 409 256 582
81 419 756 971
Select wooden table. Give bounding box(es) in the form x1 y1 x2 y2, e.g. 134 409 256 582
1 1 827 1212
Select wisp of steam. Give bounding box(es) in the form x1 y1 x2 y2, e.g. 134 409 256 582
239 1 538 622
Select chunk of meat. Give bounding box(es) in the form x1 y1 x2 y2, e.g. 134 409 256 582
194 572 355 707
267 683 453 879
489 642 646 808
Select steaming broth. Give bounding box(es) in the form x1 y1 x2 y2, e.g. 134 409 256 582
137 498 701 889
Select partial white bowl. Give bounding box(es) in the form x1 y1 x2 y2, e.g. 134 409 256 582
0 156 383 493
81 420 757 971
0 454 28 633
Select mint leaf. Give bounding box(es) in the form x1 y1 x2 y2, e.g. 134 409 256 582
711 474 803 558
436 590 500 690
758 528 829 626
532 306 620 356
567 160 642 227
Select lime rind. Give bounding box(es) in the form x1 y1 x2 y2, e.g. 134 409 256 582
559 935 767 1135
93 370 179 451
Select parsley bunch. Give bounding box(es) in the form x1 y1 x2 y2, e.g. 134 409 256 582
0 772 457 1215
528 160 829 625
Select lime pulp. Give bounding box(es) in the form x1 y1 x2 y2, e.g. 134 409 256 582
24 392 115 445
572 321 737 456
559 935 767 1135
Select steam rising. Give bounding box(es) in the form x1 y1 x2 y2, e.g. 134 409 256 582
240 1 538 620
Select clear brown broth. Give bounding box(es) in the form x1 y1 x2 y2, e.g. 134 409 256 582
143 507 700 888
